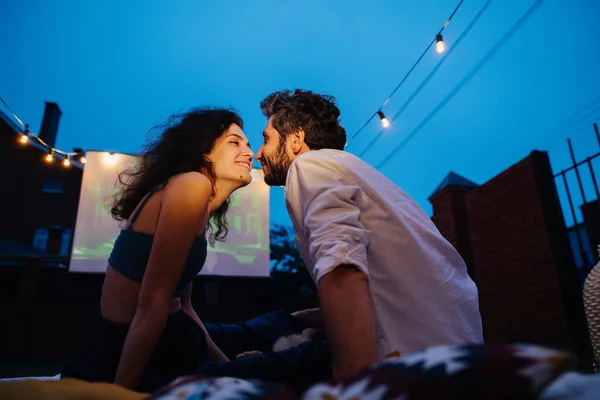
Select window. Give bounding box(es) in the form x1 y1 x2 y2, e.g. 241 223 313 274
33 228 49 252
60 229 72 256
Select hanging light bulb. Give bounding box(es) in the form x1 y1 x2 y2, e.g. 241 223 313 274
435 33 445 53
45 150 54 163
63 155 71 167
73 148 87 164
19 124 30 144
377 111 390 128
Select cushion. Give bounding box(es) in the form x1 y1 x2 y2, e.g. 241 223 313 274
303 343 573 400
146 343 573 400
0 378 146 400
149 375 296 400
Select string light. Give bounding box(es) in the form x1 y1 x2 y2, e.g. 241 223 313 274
19 125 30 144
435 33 445 53
346 0 464 146
375 0 547 171
74 147 87 164
1 96 87 169
357 0 493 160
377 110 390 128
45 150 54 163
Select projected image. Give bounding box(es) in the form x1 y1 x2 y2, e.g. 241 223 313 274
70 151 270 277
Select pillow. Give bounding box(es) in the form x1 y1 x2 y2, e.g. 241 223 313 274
303 343 573 400
0 378 146 400
148 375 296 400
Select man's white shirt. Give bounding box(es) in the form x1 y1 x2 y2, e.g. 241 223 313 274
284 149 483 358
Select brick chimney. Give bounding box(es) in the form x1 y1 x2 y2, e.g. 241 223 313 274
39 102 62 148
429 172 478 277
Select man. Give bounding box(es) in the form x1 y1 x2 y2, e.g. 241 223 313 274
255 89 483 380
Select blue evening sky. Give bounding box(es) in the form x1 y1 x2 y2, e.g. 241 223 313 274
2 0 599 228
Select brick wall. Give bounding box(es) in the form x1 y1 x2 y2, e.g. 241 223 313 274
430 151 588 357
431 186 474 278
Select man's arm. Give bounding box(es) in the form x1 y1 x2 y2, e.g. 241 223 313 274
285 153 377 380
319 265 378 379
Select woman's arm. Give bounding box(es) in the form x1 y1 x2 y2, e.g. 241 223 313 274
182 282 229 362
114 173 213 389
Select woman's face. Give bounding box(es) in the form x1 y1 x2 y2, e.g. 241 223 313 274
208 123 254 188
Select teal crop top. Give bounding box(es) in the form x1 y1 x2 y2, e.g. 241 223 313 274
108 186 208 298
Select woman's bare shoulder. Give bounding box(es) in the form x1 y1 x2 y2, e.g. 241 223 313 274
165 172 212 193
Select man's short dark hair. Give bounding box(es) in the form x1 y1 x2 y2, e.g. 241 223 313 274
260 89 346 150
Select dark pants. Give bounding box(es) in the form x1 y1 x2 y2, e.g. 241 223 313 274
203 311 332 393
62 310 331 393
61 309 208 393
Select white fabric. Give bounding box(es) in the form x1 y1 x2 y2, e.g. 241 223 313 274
539 372 600 399
0 374 61 382
285 149 483 358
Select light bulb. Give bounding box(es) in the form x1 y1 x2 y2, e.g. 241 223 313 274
377 111 390 128
19 125 30 144
435 33 445 53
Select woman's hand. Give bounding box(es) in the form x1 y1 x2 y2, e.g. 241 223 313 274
235 350 263 359
182 283 229 363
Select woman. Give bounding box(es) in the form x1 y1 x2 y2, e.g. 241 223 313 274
62 108 254 392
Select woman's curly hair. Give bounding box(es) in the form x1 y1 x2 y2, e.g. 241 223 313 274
260 89 346 150
110 108 243 246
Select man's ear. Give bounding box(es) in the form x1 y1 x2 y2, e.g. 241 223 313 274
290 129 305 154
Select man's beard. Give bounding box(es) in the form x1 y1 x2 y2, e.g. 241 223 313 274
262 143 292 186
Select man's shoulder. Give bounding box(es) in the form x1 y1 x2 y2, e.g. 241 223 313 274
292 149 357 170
285 150 367 197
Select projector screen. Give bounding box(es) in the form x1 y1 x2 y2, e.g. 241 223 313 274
70 151 270 277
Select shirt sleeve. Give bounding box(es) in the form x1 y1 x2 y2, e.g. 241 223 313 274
285 153 371 283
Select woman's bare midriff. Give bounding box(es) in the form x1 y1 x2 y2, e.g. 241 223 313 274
100 265 182 324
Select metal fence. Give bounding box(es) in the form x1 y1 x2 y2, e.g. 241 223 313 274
554 123 600 281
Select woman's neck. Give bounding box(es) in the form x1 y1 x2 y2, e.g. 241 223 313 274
207 179 237 214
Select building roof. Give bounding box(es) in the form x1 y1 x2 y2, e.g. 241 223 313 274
429 171 479 199
0 108 24 133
